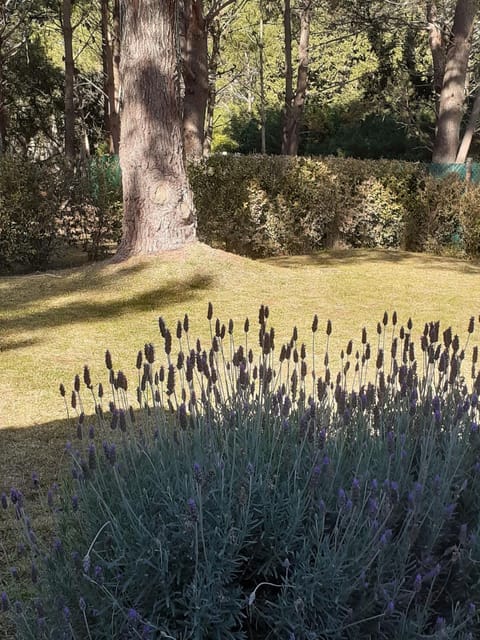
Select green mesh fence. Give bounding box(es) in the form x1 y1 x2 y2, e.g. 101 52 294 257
429 162 480 183
88 155 122 197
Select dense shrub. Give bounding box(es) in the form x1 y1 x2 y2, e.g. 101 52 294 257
190 156 426 257
4 306 480 639
0 154 123 271
0 155 63 270
61 156 123 260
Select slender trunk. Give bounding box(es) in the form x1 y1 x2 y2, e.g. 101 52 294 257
282 0 312 156
259 13 266 154
182 0 209 161
432 0 477 163
101 0 120 154
281 0 293 155
62 0 76 165
0 50 7 154
426 0 446 110
112 0 121 137
115 0 196 260
203 20 221 157
456 90 480 162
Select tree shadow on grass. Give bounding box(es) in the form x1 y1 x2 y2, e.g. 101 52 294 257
0 272 215 336
0 260 152 314
263 248 480 275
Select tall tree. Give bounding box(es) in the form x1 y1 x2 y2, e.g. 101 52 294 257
182 0 209 160
62 0 76 165
0 0 37 153
101 0 121 154
432 0 478 163
181 0 248 160
115 0 196 260
282 0 313 155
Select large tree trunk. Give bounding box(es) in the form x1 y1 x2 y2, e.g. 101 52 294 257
432 0 477 163
115 0 196 260
281 0 294 155
101 0 120 154
282 0 312 156
62 0 76 166
182 0 209 161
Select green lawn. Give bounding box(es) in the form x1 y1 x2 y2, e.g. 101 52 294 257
1 242 480 636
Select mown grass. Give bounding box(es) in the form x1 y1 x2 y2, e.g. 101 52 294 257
1 242 480 637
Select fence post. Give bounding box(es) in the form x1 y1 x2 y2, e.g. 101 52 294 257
466 157 473 186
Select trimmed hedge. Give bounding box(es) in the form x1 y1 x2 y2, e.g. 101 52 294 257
189 155 480 259
2 153 480 271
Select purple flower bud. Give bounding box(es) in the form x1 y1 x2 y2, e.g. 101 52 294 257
385 601 395 615
94 565 103 580
53 537 62 553
187 498 197 521
1 493 7 509
468 602 476 616
472 421 478 434
1 592 8 612
414 573 422 592
128 608 139 623
10 567 18 580
382 529 392 545
63 606 71 621
444 502 456 518
79 597 86 612
72 495 79 512
435 617 445 631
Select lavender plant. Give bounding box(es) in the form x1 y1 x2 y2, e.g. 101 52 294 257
3 306 480 639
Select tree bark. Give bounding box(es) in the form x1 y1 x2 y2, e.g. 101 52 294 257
282 0 312 156
432 0 477 163
259 12 266 154
182 0 209 161
0 48 7 154
101 0 120 154
281 0 294 155
426 0 446 108
203 19 221 157
456 90 480 162
62 0 76 166
115 0 196 260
